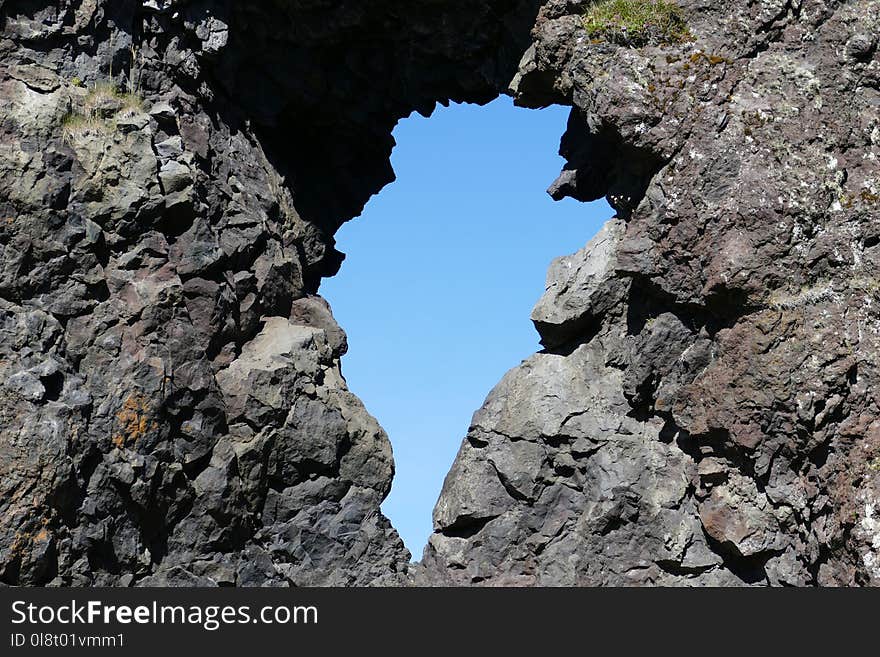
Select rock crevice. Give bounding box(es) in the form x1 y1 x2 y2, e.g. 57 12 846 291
1 0 879 586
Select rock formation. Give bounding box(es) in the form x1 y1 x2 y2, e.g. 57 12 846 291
422 0 880 586
1 0 878 586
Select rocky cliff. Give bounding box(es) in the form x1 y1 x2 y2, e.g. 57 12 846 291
1 0 878 587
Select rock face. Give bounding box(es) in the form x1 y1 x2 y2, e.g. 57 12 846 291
0 0 539 586
1 0 879 586
422 0 880 586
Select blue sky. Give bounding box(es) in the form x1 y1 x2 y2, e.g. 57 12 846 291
321 96 612 558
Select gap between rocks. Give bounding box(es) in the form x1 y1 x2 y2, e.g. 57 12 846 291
320 96 613 557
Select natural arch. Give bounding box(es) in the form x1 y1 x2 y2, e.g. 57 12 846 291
321 96 613 556
1 0 877 587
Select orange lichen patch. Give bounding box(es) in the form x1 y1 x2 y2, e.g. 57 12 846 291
10 518 51 557
112 393 156 448
689 51 730 66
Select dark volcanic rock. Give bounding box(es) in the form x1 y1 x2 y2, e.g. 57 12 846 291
2 0 879 587
0 0 540 586
420 0 880 586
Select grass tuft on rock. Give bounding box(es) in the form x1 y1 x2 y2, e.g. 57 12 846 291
61 81 144 143
61 112 108 143
583 0 691 47
82 82 144 117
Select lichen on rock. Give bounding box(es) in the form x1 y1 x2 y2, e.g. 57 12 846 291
423 0 880 586
2 0 879 587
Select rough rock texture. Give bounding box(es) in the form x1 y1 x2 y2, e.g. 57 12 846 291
2 0 879 587
0 0 540 586
421 0 880 586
